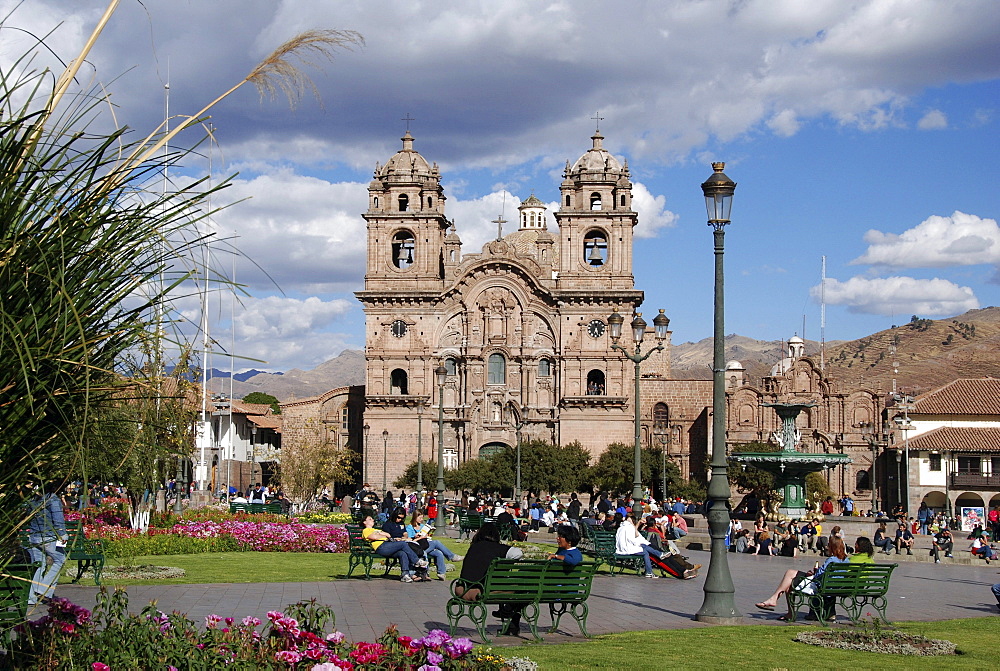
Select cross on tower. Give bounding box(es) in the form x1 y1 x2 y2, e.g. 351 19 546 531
591 112 605 131
492 215 507 241
401 113 416 132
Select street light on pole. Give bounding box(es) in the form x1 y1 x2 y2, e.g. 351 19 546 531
363 423 370 489
382 429 389 494
695 161 742 625
608 307 669 507
435 362 448 532
416 403 424 494
513 405 525 505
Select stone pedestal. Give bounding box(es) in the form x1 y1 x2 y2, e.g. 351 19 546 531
155 489 166 513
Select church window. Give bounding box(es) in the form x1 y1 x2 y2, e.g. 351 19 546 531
856 469 870 491
590 192 602 210
487 353 506 385
341 406 350 430
444 357 457 376
427 196 433 207
390 369 408 395
565 195 571 207
653 403 669 427
530 212 536 227
373 197 379 208
586 369 605 395
620 194 626 207
391 231 415 269
538 358 552 376
583 230 607 267
398 194 409 211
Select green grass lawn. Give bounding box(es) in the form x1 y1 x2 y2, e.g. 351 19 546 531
519 618 1000 670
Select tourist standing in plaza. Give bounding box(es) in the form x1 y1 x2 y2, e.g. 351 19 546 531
23 482 68 610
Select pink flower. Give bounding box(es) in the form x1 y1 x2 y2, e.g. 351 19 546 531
326 631 345 644
275 650 303 663
92 664 110 671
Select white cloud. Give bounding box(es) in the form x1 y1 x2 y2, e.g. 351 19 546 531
631 182 678 238
767 109 801 137
814 276 979 316
917 109 948 129
852 211 1000 268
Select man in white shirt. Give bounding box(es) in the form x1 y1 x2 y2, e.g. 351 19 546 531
615 514 666 578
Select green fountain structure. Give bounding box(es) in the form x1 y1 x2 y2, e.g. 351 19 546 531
730 401 851 520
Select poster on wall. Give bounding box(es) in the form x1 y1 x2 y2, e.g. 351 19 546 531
961 507 985 532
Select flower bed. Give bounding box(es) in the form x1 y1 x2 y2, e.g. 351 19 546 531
88 519 349 556
4 590 536 670
795 618 957 656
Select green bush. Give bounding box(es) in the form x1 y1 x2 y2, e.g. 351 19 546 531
291 511 352 524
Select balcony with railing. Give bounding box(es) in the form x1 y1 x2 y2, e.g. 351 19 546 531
950 472 1000 489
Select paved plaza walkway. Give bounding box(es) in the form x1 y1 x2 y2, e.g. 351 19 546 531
55 548 1000 644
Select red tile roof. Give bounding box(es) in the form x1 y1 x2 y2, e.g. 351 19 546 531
230 402 274 416
907 426 1000 453
911 378 1000 415
248 414 282 432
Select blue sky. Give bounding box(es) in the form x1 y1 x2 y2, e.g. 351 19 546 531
4 0 999 371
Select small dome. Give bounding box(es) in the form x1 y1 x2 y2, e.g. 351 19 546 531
725 360 745 371
375 131 433 179
788 335 804 344
570 131 622 174
518 194 545 209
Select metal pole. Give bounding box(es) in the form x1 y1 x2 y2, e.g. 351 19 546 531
436 375 446 532
416 404 424 493
696 224 741 624
382 429 388 494
633 351 643 504
515 421 522 504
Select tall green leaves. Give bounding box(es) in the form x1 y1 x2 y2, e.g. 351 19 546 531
0 64 220 552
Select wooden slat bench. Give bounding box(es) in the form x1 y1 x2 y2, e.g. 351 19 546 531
786 562 897 625
457 512 484 540
66 520 105 585
446 558 597 643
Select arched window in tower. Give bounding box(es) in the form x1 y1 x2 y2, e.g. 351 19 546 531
427 196 433 208
653 403 669 428
373 197 379 208
530 212 536 227
444 357 457 376
390 369 408 395
590 192 602 210
565 195 571 207
620 194 626 207
391 231 415 269
487 353 506 385
397 194 409 211
583 230 607 267
538 358 552 377
586 369 605 395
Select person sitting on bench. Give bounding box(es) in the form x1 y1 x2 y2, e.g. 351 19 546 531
615 513 666 578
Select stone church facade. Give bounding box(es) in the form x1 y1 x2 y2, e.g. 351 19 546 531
352 130 714 492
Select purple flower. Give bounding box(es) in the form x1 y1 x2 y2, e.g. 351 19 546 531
426 650 443 665
276 650 303 663
444 637 474 657
417 666 442 671
417 629 451 649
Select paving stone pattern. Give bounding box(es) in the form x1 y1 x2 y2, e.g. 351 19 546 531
56 547 1000 645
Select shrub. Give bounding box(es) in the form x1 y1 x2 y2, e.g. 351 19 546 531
4 590 517 670
291 512 353 525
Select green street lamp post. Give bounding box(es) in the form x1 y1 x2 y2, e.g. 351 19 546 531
513 407 525 504
416 402 424 494
696 161 742 624
382 429 389 494
435 362 447 532
608 307 670 506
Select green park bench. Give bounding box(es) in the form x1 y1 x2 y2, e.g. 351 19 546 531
344 524 399 580
446 558 597 643
0 561 41 644
229 502 287 515
786 562 897 626
66 520 105 585
458 512 484 540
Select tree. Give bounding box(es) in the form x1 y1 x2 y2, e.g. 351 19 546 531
585 442 665 497
393 460 442 490
728 442 779 501
448 456 512 495
243 392 281 414
278 433 358 505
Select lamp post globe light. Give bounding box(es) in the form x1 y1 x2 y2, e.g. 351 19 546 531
435 362 448 532
608 307 669 506
695 161 742 624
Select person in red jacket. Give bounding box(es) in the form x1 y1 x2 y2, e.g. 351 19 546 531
427 494 439 523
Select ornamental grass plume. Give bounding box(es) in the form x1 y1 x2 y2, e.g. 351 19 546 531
0 0 360 579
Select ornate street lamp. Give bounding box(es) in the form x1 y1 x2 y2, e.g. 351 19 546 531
609 307 670 506
435 362 448 532
512 405 526 504
695 161 742 624
416 403 424 494
382 429 389 494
